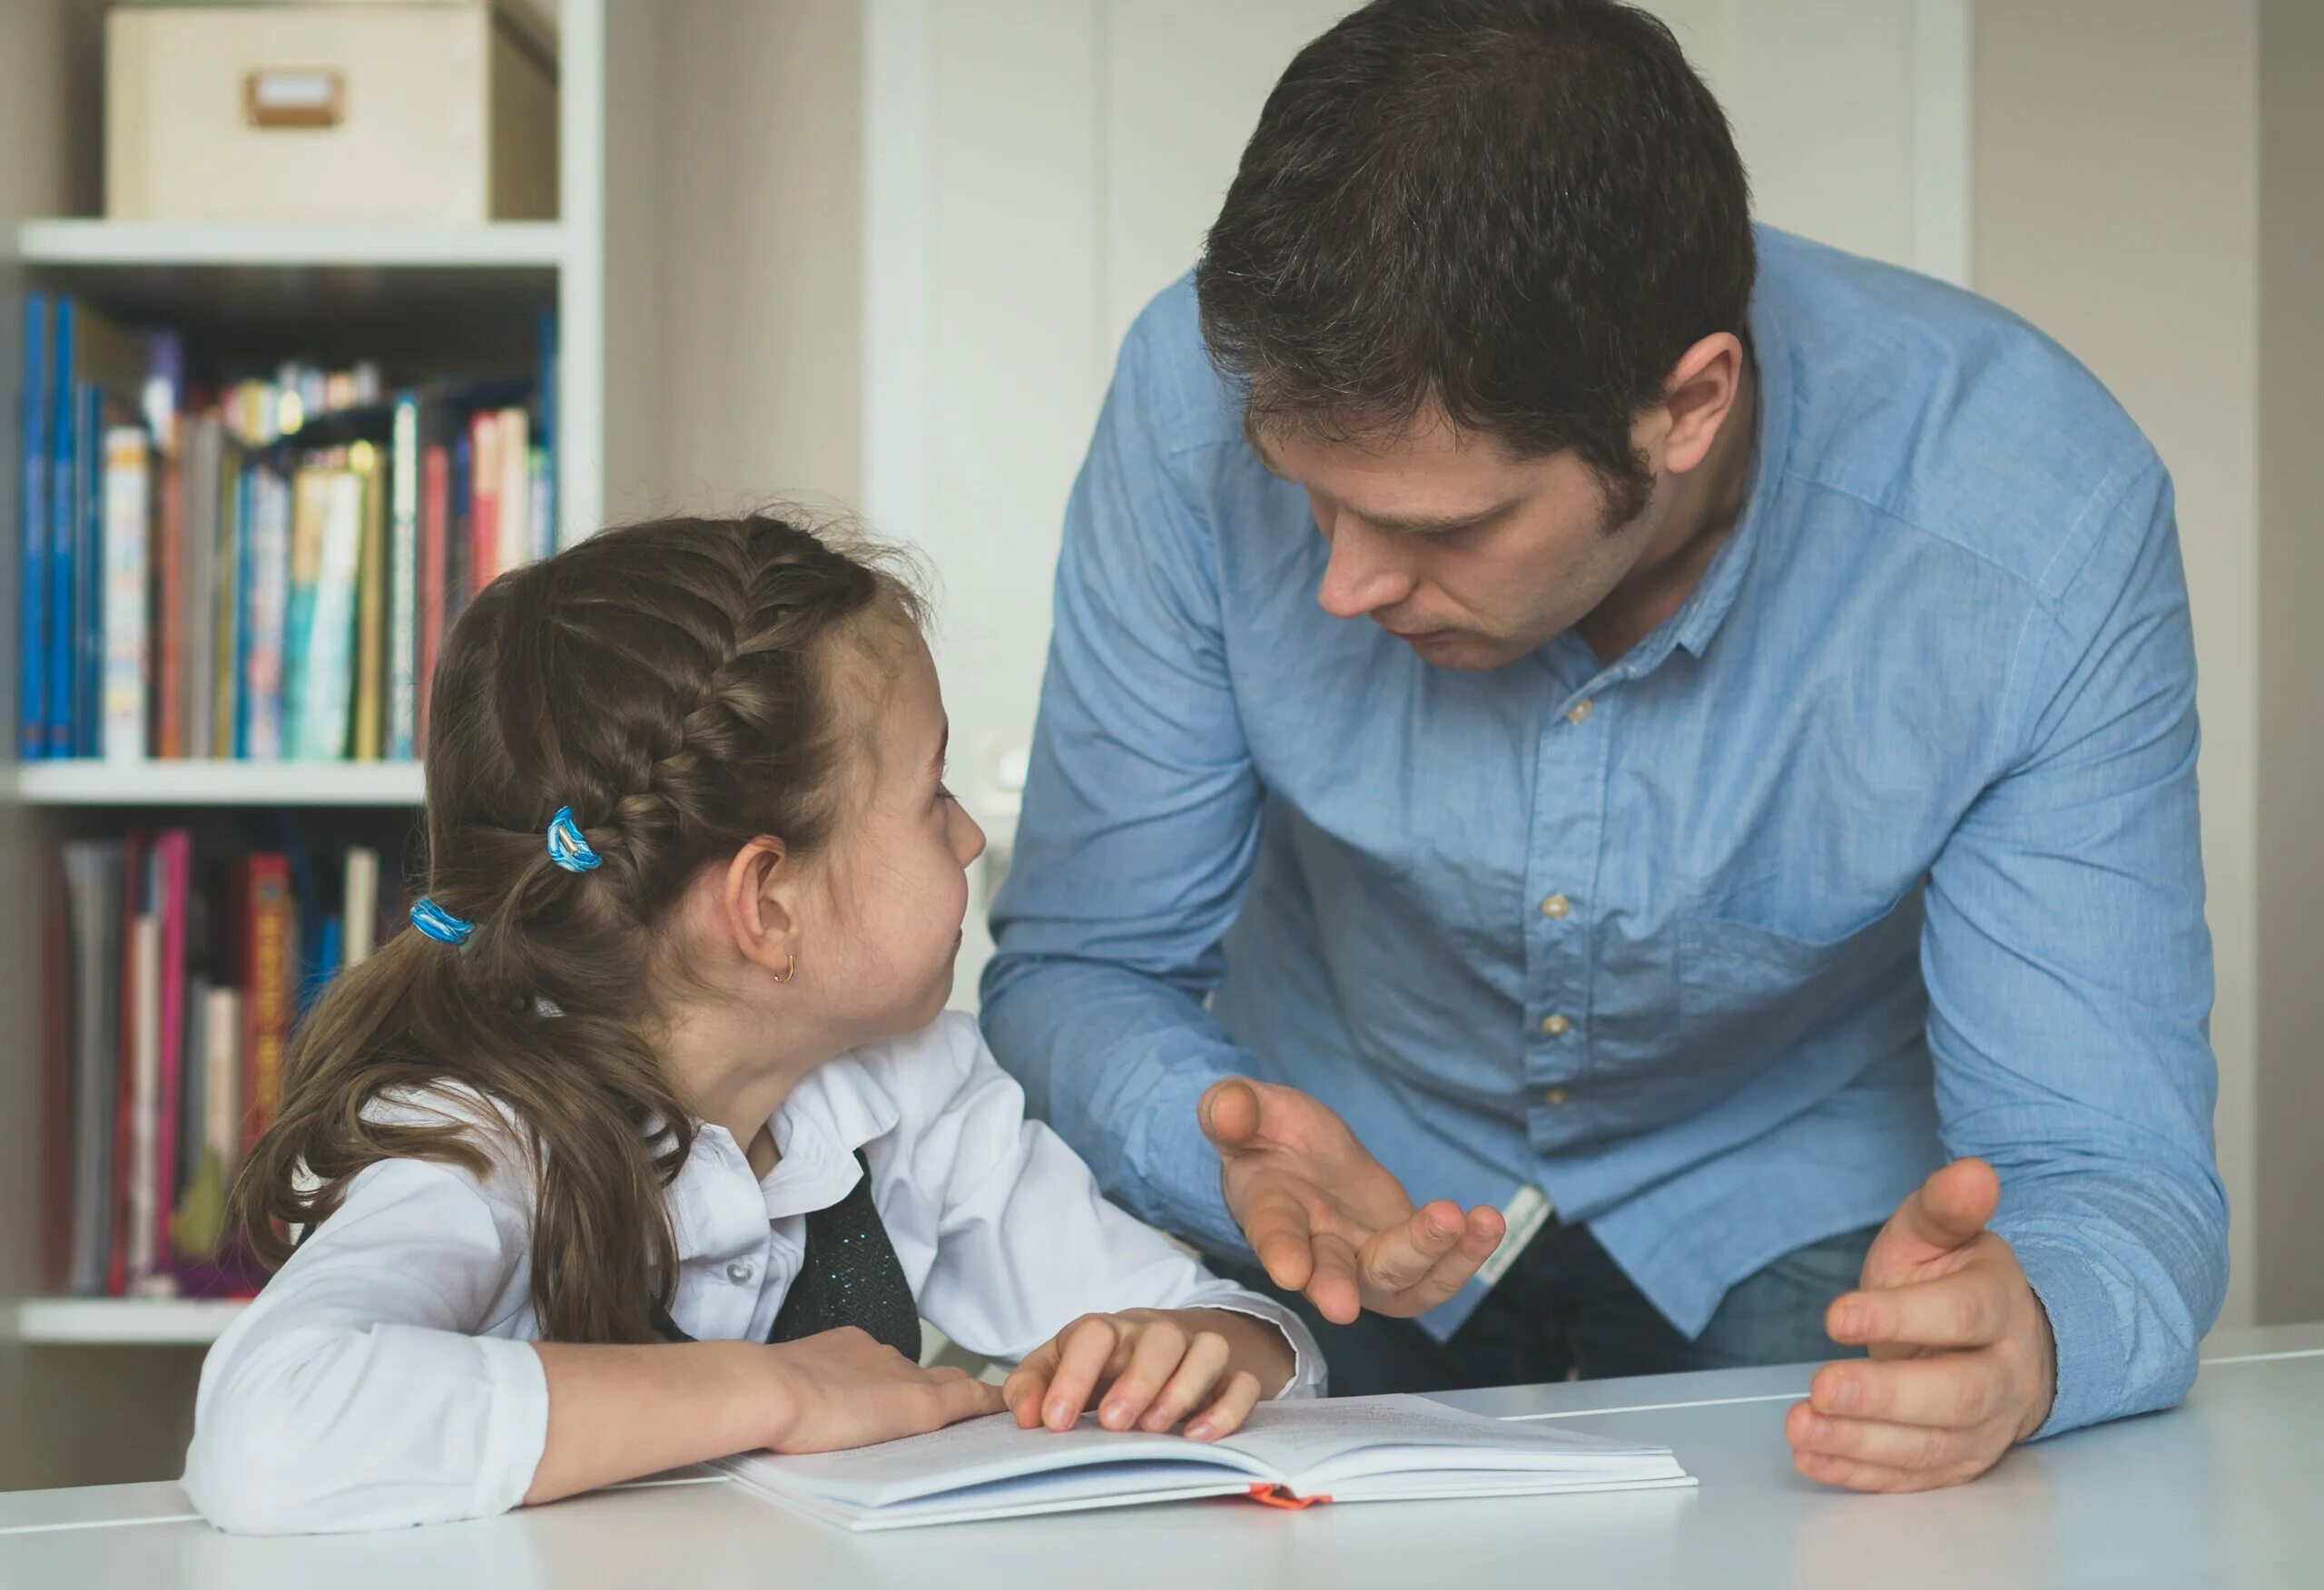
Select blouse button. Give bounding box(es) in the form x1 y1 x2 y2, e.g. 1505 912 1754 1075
726 1260 755 1284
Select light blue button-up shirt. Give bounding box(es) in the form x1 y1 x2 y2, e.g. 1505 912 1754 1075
982 227 2226 1438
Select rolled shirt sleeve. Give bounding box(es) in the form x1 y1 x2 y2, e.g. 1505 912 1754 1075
1922 458 2227 1437
182 1156 549 1534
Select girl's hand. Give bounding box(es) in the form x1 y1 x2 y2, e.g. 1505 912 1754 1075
762 1327 1006 1454
1002 1308 1294 1442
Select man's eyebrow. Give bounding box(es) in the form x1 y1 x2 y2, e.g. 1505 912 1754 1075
931 721 950 772
1354 497 1525 536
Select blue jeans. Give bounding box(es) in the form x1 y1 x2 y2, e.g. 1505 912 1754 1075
1206 1220 1878 1395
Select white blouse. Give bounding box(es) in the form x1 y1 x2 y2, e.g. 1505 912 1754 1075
182 1012 1323 1535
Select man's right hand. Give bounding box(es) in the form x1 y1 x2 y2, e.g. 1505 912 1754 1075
1200 1077 1507 1325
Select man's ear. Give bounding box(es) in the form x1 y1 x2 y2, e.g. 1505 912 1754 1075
721 836 803 979
1654 330 1746 476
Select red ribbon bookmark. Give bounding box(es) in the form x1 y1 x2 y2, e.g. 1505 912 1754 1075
1246 1484 1332 1510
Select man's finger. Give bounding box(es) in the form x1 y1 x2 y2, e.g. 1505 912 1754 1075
1376 1206 1510 1315
1784 1403 1974 1473
1829 1269 2006 1350
1888 1158 2001 1256
1199 1078 1265 1153
1238 1181 1320 1293
1791 1447 1925 1494
1305 1230 1364 1325
1356 1201 1463 1294
1809 1356 2002 1428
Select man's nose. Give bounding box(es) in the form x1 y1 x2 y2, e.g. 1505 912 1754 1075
1315 518 1413 620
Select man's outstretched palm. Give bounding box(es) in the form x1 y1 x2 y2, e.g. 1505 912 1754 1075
1200 1077 1507 1324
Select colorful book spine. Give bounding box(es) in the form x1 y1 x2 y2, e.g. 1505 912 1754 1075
297 471 363 761
418 442 449 755
204 986 241 1175
468 410 499 594
106 830 143 1297
100 426 150 761
19 292 47 759
240 854 293 1151
45 299 76 756
222 457 250 756
243 467 290 759
282 466 329 760
352 444 386 761
496 407 529 577
75 388 107 756
124 901 162 1292
529 446 553 563
155 452 184 758
388 398 421 760
343 846 379 966
152 831 191 1279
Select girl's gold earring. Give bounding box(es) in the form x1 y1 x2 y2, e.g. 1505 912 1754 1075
774 953 796 985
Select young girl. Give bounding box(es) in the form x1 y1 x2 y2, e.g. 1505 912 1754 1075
182 515 1322 1535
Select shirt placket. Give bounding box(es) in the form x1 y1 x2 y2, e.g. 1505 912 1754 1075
1522 655 1641 1150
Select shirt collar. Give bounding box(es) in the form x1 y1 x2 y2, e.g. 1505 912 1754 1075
757 1053 902 1222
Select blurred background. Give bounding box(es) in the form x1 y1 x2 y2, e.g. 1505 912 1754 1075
0 0 2316 1491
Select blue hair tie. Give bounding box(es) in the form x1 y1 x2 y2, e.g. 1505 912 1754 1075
546 806 602 873
410 897 474 946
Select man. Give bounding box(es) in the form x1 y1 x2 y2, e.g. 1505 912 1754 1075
982 0 2225 1493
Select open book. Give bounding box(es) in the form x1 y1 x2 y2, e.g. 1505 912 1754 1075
718 1393 1694 1531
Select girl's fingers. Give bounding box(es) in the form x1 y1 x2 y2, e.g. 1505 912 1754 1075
1097 1318 1187 1431
1137 1330 1233 1432
1001 1335 1063 1428
1042 1316 1128 1431
1184 1371 1265 1442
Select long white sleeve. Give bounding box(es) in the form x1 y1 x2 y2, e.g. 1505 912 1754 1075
182 1156 549 1535
892 1015 1324 1396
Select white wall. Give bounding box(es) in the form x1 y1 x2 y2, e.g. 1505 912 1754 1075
1971 0 2262 1327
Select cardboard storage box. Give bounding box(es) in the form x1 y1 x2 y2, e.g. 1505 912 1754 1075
105 0 557 224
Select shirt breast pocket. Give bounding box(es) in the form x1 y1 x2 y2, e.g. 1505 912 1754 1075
1674 891 1924 1059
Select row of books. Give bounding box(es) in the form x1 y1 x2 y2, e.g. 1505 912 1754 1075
16 293 558 761
50 834 392 1299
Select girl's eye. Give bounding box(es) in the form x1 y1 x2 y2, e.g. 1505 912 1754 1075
936 783 956 806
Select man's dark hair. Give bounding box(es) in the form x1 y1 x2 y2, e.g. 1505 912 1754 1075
1196 0 1753 518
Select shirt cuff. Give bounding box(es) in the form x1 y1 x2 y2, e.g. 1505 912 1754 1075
1130 1067 1248 1261
1195 1293 1329 1400
470 1334 553 1516
2010 1237 2124 1439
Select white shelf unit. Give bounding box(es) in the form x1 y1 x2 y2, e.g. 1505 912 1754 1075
17 219 569 270
0 0 628 1488
15 1297 245 1347
12 760 425 808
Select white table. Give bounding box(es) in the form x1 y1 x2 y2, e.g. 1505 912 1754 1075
5 1322 2319 1588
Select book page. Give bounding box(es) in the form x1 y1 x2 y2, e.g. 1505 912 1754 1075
725 1412 1274 1509
1215 1395 1673 1487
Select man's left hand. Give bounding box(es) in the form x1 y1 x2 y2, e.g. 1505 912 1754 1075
1784 1157 2056 1492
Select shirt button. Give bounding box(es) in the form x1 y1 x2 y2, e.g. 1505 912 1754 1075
1541 1087 1571 1107
725 1260 755 1284
1566 699 1592 725
1541 1014 1571 1037
1540 894 1571 919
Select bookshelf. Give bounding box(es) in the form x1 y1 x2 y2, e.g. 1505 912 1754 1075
12 761 425 807
0 0 646 1489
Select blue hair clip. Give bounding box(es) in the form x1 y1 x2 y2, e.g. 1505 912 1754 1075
410 897 475 946
546 806 602 873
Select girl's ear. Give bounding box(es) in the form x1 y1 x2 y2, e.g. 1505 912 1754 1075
721 836 803 979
